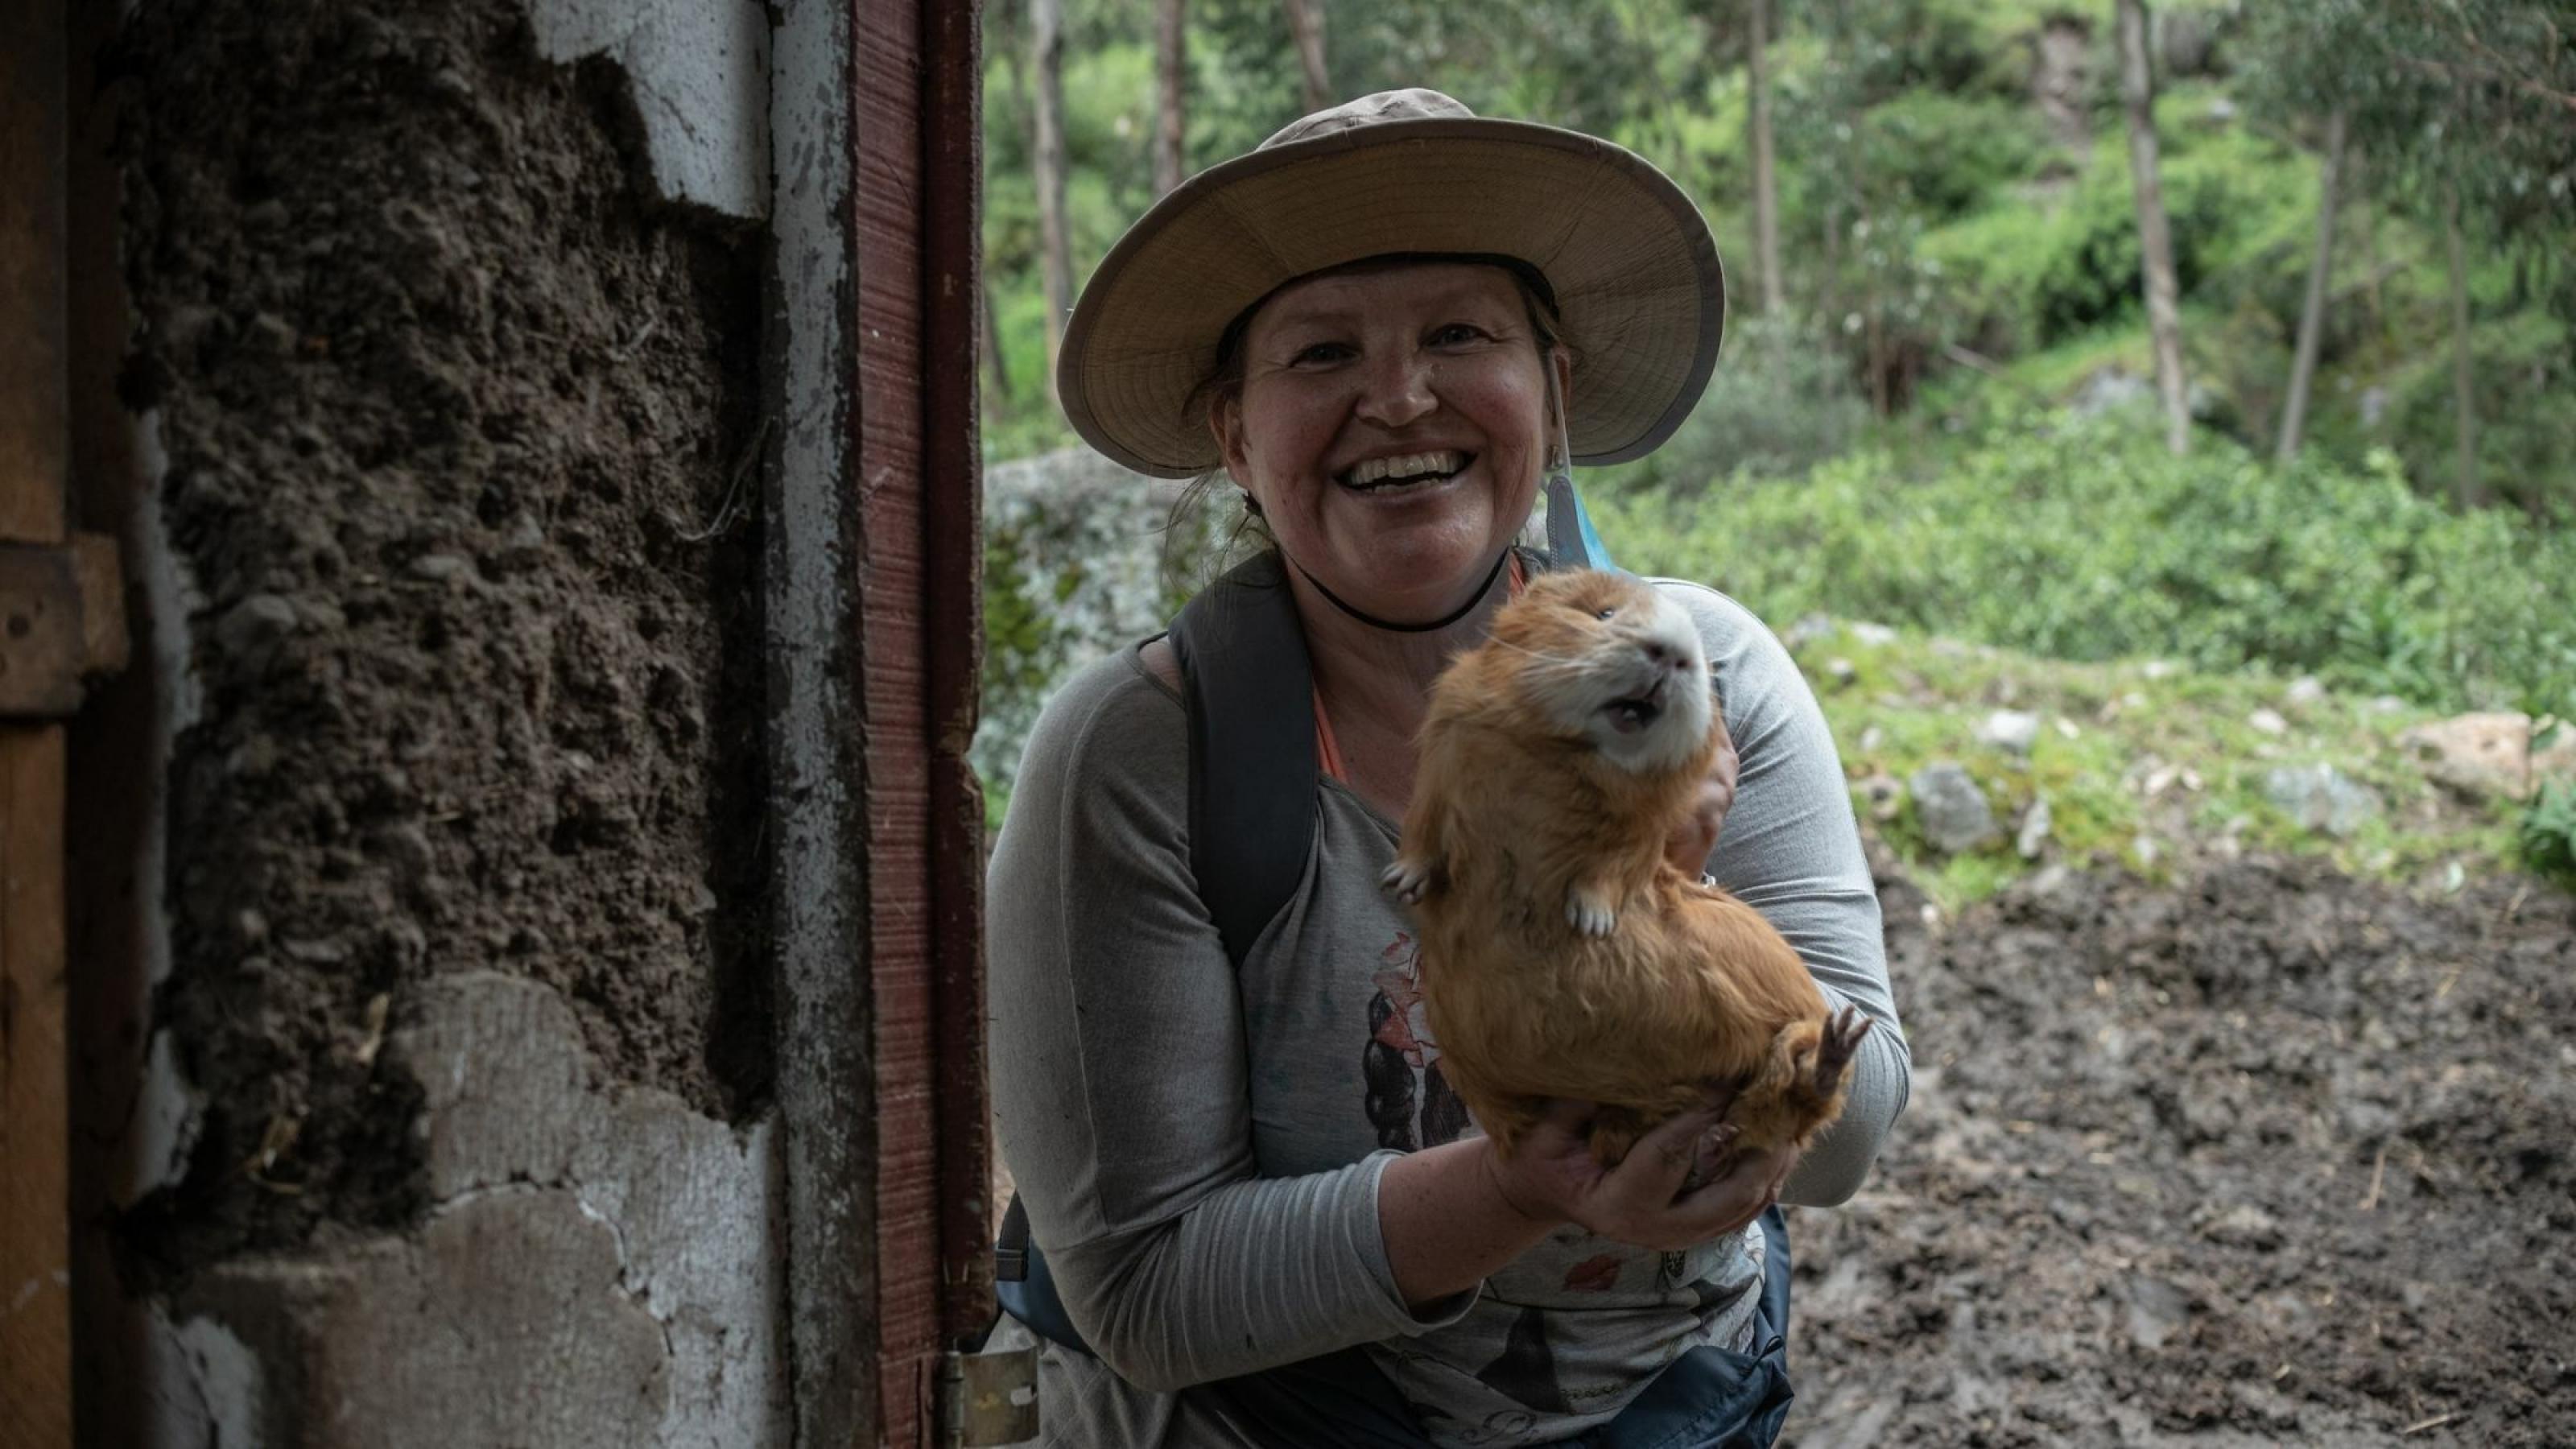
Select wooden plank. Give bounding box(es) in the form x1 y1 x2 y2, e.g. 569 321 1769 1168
918 0 993 1352
0 544 89 718
0 724 70 1449
856 2 938 1441
0 0 72 1439
0 0 69 545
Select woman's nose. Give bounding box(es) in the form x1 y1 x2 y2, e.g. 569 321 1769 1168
1353 351 1436 428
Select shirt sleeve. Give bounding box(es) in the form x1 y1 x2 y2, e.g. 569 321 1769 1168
1656 581 1912 1206
986 649 1474 1395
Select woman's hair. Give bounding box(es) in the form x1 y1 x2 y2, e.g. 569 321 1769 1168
1159 257 1577 594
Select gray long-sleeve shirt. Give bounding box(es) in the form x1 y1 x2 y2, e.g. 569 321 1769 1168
988 579 1909 1447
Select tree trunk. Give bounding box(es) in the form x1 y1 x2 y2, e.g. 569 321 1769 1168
2116 0 2190 456
1282 0 1330 113
980 274 1013 406
1031 0 1073 402
2276 107 2345 464
2445 180 2481 507
1154 0 1187 196
1748 0 1785 320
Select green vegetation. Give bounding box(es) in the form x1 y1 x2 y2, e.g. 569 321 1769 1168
1777 619 2525 910
1591 417 2576 722
985 1 2574 510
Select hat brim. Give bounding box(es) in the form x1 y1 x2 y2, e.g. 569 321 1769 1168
1055 117 1726 479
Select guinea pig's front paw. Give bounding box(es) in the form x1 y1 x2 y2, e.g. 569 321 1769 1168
1565 887 1617 937
1381 857 1438 905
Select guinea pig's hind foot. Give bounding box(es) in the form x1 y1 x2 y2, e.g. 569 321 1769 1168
1380 856 1441 905
1813 1005 1870 1095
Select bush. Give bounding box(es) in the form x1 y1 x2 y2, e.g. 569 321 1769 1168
1594 315 1875 493
1590 415 2576 719
1860 93 2050 222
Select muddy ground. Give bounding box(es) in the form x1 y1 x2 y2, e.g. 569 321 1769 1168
1784 857 2575 1447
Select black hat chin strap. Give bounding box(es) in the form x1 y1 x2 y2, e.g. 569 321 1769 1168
1286 547 1511 634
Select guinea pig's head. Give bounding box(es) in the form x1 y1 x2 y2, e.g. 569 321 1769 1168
1476 570 1715 773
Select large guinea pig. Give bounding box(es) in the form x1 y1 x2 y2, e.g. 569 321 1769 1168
1382 568 1868 1166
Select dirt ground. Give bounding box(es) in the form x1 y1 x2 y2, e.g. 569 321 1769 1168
1783 857 2576 1447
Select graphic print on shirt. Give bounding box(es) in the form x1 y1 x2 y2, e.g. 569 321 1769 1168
1361 931 1472 1151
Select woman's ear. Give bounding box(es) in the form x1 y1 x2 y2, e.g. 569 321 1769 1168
1210 397 1253 486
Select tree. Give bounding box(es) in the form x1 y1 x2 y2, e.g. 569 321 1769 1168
1031 0 1073 402
1746 0 1785 320
2276 108 2346 462
2244 0 2574 505
1155 0 1187 196
2115 0 2190 456
1282 0 1331 112
2444 179 2481 506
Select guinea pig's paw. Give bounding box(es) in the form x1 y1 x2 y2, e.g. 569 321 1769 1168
1565 887 1617 937
1814 1005 1872 1091
1381 857 1437 904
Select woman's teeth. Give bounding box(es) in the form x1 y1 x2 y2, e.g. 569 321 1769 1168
1340 450 1469 489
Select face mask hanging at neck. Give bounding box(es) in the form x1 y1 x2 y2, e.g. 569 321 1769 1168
1542 364 1618 574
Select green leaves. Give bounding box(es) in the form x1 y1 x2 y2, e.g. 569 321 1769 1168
1591 415 2576 720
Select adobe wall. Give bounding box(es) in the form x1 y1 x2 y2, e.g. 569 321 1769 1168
69 1 791 1440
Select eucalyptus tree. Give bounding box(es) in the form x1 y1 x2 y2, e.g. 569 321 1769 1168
2116 0 2191 456
2244 0 2575 505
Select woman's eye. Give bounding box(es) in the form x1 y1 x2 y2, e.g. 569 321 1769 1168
1290 341 1352 366
1428 323 1486 346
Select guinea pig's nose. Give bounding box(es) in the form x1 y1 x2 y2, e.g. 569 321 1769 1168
1642 639 1687 671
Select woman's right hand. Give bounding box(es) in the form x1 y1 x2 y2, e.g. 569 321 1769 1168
1481 1096 1792 1253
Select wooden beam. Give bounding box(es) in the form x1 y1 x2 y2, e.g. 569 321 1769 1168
0 0 72 1443
1 725 70 1449
0 0 69 545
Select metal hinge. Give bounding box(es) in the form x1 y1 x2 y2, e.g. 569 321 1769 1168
938 1344 1039 1447
0 535 127 718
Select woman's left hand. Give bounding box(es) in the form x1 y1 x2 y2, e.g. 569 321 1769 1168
1663 712 1740 874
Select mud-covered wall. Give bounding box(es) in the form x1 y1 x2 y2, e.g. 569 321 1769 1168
71 0 787 1441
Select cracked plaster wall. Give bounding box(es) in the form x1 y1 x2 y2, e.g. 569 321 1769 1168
79 1 791 1442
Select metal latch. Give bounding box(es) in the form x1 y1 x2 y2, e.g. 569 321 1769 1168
939 1344 1039 1447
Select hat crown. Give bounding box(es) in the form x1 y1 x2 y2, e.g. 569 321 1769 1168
1259 89 1477 151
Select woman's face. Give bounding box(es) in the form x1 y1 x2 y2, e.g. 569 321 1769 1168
1214 262 1567 624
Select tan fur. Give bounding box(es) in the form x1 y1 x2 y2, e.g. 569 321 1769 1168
1392 571 1860 1165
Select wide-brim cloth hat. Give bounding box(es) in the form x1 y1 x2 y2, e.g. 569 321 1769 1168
1056 89 1727 480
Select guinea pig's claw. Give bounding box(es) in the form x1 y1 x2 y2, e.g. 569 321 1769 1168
1566 890 1617 938
1381 858 1435 905
1814 1005 1870 1092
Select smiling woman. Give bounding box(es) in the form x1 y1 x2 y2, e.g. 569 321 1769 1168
987 89 1909 1449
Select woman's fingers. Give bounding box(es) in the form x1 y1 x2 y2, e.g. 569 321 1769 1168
1601 1105 1728 1215
1678 1144 1797 1240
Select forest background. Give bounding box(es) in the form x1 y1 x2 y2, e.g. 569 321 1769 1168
976 0 2576 894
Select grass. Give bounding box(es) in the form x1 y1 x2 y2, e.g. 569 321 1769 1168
1785 621 2525 912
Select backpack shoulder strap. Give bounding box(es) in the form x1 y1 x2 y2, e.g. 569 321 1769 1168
992 552 1318 1345
1166 550 1320 969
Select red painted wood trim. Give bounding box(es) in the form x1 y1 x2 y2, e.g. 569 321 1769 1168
855 0 987 1440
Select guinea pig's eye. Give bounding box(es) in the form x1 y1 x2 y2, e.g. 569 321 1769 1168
1595 606 1617 620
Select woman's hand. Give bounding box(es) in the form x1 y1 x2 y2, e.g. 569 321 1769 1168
1663 712 1740 874
1483 1096 1798 1253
